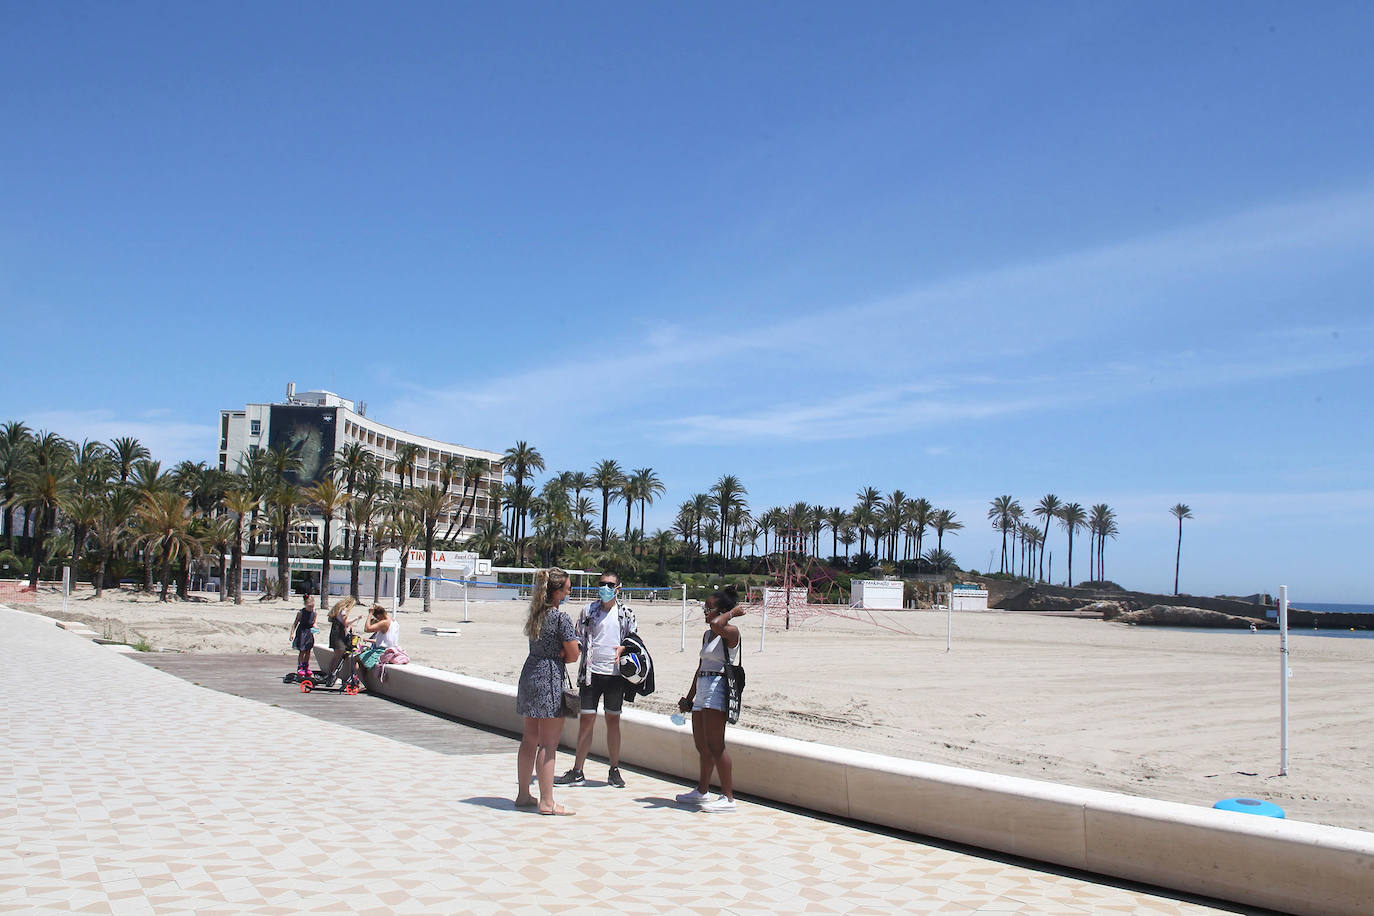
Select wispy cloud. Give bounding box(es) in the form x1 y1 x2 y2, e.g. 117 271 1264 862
20 409 216 465
381 183 1374 446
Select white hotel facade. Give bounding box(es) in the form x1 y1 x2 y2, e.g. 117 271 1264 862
218 384 504 560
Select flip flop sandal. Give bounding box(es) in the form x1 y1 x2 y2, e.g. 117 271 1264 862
538 805 575 816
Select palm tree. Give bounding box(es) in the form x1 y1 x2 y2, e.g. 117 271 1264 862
411 484 456 612
923 548 956 573
853 487 880 557
987 495 1020 574
331 441 376 557
137 491 196 601
883 491 907 561
839 525 857 559
223 487 257 605
825 507 848 561
264 482 305 597
0 421 34 550
392 442 422 491
931 508 962 554
349 474 384 598
1171 503 1193 595
629 468 665 547
1097 508 1118 583
307 478 350 604
58 491 102 592
1018 522 1042 579
1057 502 1087 587
390 505 423 606
502 441 544 559
567 471 591 507
90 487 139 597
908 498 932 567
463 516 505 561
235 447 271 555
685 493 712 560
108 436 149 485
650 529 675 580
206 514 236 601
455 456 490 536
18 432 73 587
1033 494 1062 582
591 459 624 549
711 475 747 570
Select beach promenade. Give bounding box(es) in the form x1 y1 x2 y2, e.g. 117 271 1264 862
2 605 1241 914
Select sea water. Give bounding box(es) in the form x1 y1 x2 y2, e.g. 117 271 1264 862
1297 602 1374 614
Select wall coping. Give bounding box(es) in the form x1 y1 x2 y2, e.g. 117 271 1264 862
330 652 1374 915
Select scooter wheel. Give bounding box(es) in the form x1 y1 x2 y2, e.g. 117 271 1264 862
300 681 313 693
345 685 359 696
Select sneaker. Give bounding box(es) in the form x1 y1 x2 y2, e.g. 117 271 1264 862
553 768 585 787
701 797 737 814
607 766 626 789
674 788 716 806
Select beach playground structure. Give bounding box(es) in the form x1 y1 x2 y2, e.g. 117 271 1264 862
747 529 918 639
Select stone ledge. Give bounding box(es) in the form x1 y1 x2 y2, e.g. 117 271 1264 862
325 648 1374 915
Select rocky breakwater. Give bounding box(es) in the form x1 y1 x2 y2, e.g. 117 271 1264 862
1105 604 1278 629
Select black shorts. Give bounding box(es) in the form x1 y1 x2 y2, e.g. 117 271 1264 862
578 672 625 715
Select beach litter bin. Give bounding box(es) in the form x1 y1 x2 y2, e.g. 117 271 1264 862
1213 797 1285 818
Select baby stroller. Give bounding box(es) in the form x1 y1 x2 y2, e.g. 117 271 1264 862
284 633 363 695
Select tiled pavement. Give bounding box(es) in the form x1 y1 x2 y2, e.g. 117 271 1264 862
1 606 1248 914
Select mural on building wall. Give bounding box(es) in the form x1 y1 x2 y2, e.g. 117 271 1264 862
268 406 337 485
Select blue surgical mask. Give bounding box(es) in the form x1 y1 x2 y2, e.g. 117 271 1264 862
598 585 616 603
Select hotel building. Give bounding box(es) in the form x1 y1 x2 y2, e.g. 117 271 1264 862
218 384 503 553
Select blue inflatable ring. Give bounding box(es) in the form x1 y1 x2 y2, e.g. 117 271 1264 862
1213 797 1285 818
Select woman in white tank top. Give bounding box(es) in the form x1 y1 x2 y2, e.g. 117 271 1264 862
676 585 745 813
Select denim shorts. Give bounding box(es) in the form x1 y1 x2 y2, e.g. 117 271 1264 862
693 673 727 713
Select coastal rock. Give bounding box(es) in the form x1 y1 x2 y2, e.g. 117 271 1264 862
1086 601 1125 619
1114 604 1276 629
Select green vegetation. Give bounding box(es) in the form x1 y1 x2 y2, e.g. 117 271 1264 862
2 415 1192 599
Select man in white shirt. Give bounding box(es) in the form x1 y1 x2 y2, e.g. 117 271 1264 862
555 571 637 788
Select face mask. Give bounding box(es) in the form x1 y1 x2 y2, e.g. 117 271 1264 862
598 585 616 603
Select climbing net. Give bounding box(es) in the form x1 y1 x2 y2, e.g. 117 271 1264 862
748 529 916 635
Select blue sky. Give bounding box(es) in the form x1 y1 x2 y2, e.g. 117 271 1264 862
4 2 1372 602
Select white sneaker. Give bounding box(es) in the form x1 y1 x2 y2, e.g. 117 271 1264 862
674 788 716 806
701 796 737 814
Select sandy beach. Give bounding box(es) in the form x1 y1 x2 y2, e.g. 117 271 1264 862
20 585 1374 832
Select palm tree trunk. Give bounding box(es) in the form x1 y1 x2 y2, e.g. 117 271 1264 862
373 545 384 600
349 531 362 599
1174 520 1183 595
1066 532 1074 589
27 509 47 589
601 491 610 548
160 544 173 601
231 526 244 605
423 530 434 613
321 519 332 605
1040 520 1051 581
218 549 228 601
277 526 290 598
398 555 410 606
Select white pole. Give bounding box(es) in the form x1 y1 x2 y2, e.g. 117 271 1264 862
761 601 768 653
680 584 687 652
463 579 470 624
62 565 70 615
1279 585 1289 776
946 599 951 653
